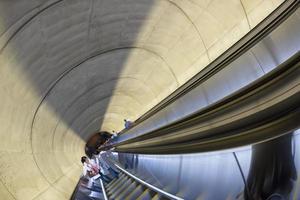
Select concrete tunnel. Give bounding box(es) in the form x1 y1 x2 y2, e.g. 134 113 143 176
0 0 287 199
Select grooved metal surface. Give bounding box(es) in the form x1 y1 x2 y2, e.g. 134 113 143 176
116 5 300 146
116 131 300 199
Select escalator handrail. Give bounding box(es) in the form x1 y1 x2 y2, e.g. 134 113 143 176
100 178 108 200
112 51 300 154
119 0 300 132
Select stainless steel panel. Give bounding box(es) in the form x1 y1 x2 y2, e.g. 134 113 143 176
202 51 264 104
115 131 300 199
252 9 300 73
117 148 251 200
118 9 300 143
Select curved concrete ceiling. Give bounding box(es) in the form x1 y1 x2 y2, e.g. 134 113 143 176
0 0 283 199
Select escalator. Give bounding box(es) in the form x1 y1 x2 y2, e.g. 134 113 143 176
72 162 183 200
108 0 300 154
104 164 183 200
73 1 300 199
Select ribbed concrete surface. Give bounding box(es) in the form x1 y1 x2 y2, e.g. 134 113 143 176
0 0 283 199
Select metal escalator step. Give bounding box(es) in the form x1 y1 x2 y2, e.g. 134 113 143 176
107 177 130 195
157 195 171 200
136 189 152 200
107 172 125 184
151 194 160 200
106 176 118 186
125 184 144 200
109 178 133 198
106 173 126 189
114 181 138 200
106 175 127 191
159 195 172 200
105 178 118 189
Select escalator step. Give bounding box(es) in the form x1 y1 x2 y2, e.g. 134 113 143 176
158 195 171 200
107 175 127 191
114 181 138 200
137 189 152 200
109 178 133 198
106 173 126 188
152 194 160 200
125 184 144 200
106 177 118 187
107 177 130 195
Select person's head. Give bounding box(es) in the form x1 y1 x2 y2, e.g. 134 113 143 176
85 146 95 158
81 156 88 164
124 119 127 122
95 149 100 155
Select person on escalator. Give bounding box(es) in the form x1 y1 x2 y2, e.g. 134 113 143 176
81 156 99 178
92 153 115 183
124 119 133 129
112 130 118 138
98 150 119 178
103 131 118 146
80 156 112 183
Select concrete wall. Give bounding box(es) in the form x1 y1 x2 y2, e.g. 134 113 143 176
0 0 283 199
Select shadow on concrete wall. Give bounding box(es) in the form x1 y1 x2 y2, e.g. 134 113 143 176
0 0 157 144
